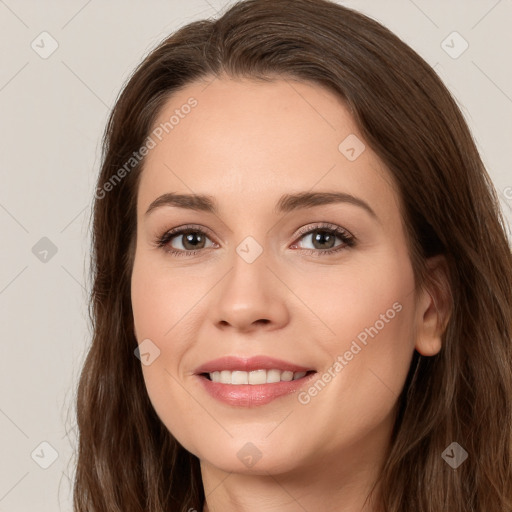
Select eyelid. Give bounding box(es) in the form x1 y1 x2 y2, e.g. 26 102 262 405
164 223 217 240
292 221 352 240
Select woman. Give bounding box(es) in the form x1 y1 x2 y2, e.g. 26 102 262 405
73 0 512 510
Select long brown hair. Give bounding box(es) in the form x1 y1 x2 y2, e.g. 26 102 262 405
73 0 512 510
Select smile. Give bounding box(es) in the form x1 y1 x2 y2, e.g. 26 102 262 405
194 356 317 406
204 369 311 384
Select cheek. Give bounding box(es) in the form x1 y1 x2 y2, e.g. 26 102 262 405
293 253 417 440
131 252 204 349
130 252 209 449
287 247 416 347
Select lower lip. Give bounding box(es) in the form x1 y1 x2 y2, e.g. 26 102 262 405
196 373 317 407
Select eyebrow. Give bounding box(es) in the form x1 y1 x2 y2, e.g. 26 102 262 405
145 191 377 219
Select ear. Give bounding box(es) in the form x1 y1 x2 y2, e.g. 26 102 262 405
414 255 452 356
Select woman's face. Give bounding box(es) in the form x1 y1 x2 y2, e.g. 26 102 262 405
131 77 438 478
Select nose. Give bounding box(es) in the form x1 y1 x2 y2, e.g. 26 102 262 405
209 248 290 333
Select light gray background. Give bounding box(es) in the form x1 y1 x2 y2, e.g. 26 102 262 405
0 1 511 510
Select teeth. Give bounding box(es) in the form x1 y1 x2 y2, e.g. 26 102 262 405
281 371 293 381
232 371 248 384
266 369 281 383
208 369 308 384
249 369 266 384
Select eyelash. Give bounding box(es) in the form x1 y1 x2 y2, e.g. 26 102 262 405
153 222 356 258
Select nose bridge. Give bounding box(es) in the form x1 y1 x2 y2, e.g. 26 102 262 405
225 233 272 303
209 231 289 331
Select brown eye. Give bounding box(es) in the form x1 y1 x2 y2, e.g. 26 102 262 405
292 224 355 255
305 229 338 250
172 231 208 251
155 226 216 256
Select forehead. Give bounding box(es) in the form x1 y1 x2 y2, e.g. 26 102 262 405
137 77 398 222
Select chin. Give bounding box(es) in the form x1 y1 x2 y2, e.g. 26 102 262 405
187 434 302 475
200 448 300 476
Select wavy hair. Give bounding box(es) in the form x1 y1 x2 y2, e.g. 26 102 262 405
73 0 512 510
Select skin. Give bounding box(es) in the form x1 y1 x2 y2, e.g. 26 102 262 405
130 76 449 512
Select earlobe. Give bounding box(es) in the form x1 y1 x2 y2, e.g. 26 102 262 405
414 255 452 357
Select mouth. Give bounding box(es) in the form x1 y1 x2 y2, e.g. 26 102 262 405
194 356 318 406
200 369 317 385
195 356 317 408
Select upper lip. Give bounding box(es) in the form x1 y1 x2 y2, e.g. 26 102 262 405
194 356 315 374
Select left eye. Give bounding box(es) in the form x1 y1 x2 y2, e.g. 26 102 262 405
293 228 344 251
290 224 355 255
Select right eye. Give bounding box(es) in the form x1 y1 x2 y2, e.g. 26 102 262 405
154 225 217 257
